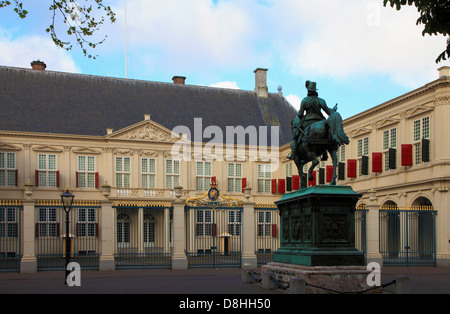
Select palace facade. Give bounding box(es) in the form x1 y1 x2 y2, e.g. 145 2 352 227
0 62 449 272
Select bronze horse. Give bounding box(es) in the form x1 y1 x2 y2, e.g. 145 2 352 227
292 105 349 188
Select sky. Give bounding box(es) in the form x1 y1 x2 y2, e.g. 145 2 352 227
0 0 448 120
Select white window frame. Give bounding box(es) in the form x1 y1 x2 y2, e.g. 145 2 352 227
413 116 430 165
357 137 369 176
196 161 212 191
141 158 156 189
257 164 272 194
228 210 241 236
0 152 16 186
77 208 97 237
0 207 17 238
257 211 272 236
227 163 242 193
196 210 212 236
37 208 58 237
382 128 397 171
166 159 180 189
37 154 58 187
77 155 96 188
115 156 131 188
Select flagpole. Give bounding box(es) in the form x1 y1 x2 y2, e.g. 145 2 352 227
124 0 128 78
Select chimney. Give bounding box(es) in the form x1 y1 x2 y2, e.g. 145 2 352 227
172 76 186 85
254 68 268 98
438 66 450 78
31 60 46 71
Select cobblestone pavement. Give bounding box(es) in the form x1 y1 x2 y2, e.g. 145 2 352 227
0 266 449 294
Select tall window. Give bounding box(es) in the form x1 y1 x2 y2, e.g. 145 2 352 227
228 163 242 193
77 156 96 188
357 137 369 176
37 208 58 237
196 161 212 191
196 210 212 236
413 116 430 164
116 157 131 188
37 154 58 187
257 211 272 236
0 152 16 186
285 163 292 177
383 128 397 171
0 208 17 238
337 145 345 162
77 208 97 237
141 158 156 188
228 210 241 236
257 164 272 193
166 159 180 189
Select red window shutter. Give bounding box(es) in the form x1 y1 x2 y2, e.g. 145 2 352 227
278 179 286 194
271 179 277 194
95 172 99 188
272 224 277 237
401 144 413 167
326 165 334 182
76 172 79 188
241 178 247 193
35 223 39 238
15 169 18 186
212 223 217 237
35 170 39 187
292 175 300 190
372 153 382 173
56 171 60 187
308 170 317 186
347 159 357 178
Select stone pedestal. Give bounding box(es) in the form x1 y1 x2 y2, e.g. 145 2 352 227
273 185 365 266
262 262 379 294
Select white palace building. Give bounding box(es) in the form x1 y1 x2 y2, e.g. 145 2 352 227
0 61 449 272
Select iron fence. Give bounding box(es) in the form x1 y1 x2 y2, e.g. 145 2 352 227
186 206 242 268
379 205 436 266
0 204 22 272
35 204 100 271
255 207 280 266
114 206 172 269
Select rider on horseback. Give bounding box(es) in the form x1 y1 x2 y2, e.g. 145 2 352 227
287 80 333 160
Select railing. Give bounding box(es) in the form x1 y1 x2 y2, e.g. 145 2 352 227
110 188 195 199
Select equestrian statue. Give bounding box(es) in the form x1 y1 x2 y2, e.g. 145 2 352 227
287 80 349 188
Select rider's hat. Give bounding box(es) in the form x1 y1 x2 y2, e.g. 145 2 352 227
305 80 317 92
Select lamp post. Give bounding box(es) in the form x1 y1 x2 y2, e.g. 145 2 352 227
61 188 75 285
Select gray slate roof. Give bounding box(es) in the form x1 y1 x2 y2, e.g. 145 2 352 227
0 65 296 145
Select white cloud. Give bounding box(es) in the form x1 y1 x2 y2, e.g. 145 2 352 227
0 28 80 73
209 81 240 89
114 0 259 74
285 94 301 111
277 0 449 88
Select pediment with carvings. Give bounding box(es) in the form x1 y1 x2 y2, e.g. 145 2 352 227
349 127 372 138
32 145 63 153
373 117 400 129
0 143 22 151
405 104 434 119
107 121 182 143
72 147 102 155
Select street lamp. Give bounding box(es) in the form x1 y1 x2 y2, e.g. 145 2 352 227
61 188 75 285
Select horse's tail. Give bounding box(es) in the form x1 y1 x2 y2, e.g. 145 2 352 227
327 110 349 145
